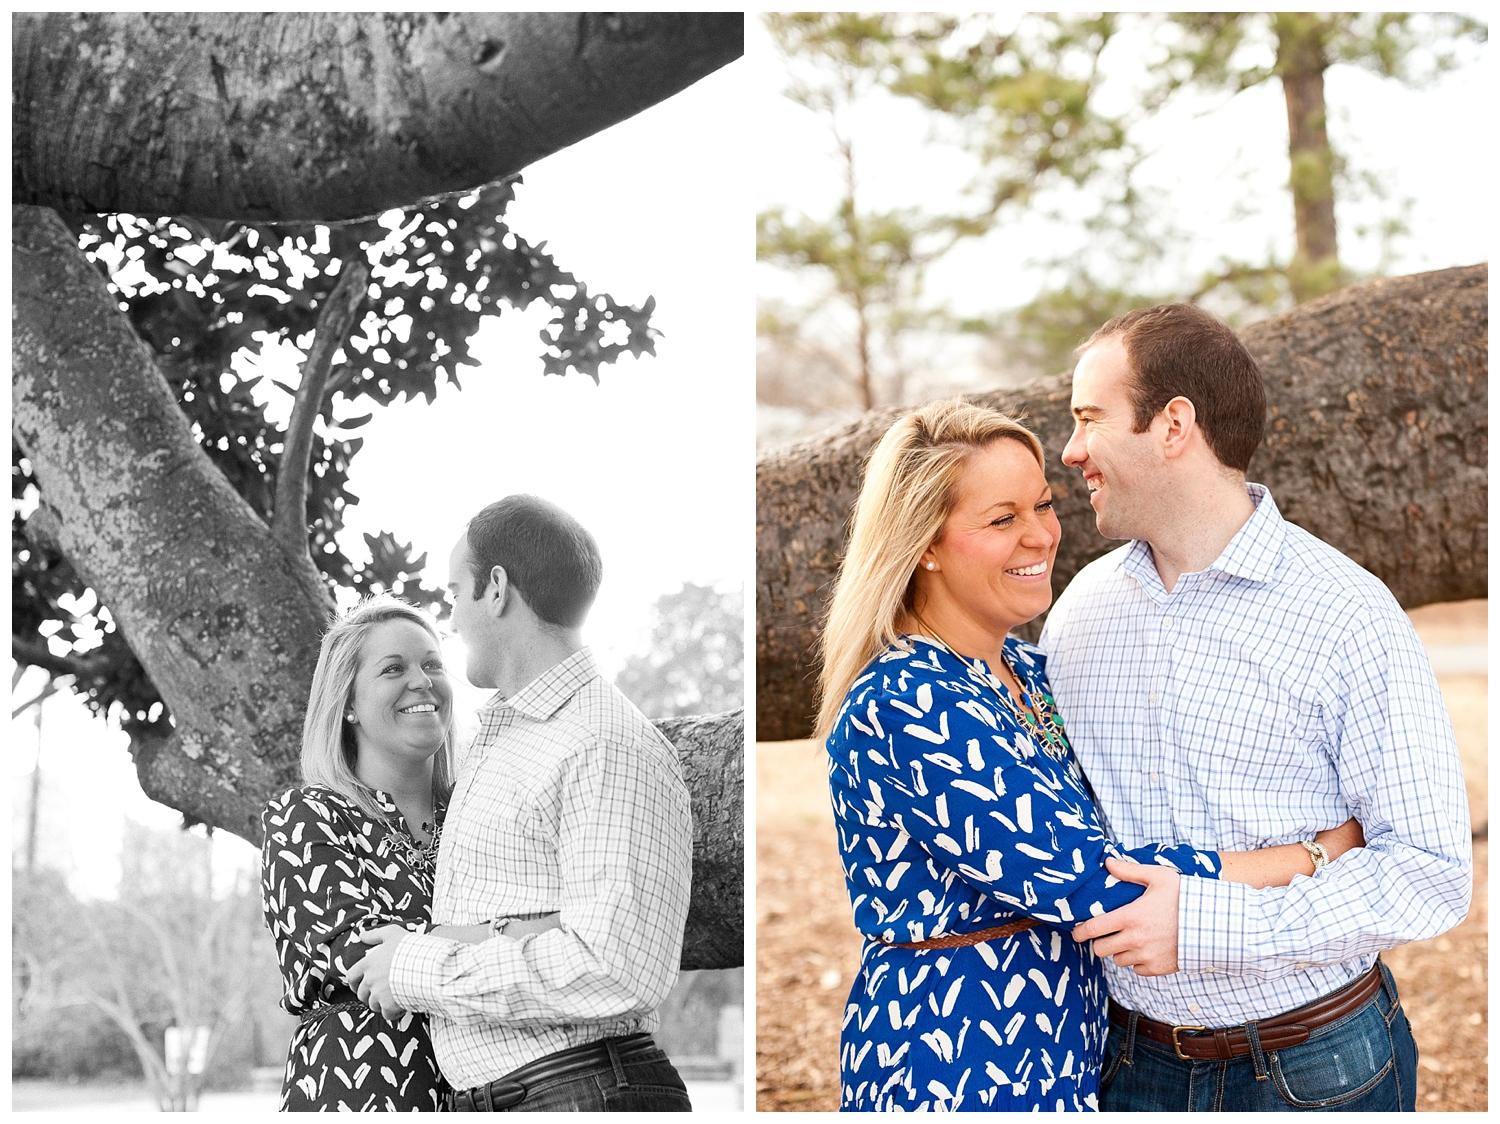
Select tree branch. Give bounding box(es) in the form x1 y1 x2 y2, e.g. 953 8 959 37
10 635 112 681
14 13 743 222
11 678 60 720
1186 263 1286 303
271 258 369 555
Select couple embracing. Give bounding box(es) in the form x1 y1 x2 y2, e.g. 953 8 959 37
822 303 1471 1111
261 495 695 1111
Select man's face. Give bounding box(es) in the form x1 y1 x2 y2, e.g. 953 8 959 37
1061 338 1165 541
446 536 496 689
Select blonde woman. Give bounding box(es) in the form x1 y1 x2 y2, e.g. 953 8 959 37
260 595 556 1110
818 400 1361 1111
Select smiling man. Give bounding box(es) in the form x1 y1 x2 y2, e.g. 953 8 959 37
345 494 695 1112
1038 303 1471 1112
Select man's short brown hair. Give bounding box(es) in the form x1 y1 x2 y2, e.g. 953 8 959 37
466 495 602 629
1079 303 1266 472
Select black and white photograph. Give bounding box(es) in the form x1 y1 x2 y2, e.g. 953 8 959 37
14 13 746 1113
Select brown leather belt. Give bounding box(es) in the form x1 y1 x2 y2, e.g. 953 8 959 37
1109 960 1386 1061
884 916 1041 950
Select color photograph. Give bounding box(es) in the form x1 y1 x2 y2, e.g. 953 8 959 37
753 12 1486 1112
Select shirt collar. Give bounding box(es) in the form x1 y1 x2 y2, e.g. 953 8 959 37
1121 482 1286 591
480 647 598 721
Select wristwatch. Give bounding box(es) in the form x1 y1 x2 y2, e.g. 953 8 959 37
1301 839 1331 872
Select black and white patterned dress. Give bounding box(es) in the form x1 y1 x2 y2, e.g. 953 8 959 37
261 784 449 1111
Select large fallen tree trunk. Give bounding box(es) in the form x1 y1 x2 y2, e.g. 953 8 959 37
757 264 1488 740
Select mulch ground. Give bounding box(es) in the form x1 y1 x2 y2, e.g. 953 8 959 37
756 772 1487 1113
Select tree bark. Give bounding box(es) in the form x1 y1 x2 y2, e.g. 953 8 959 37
15 204 332 838
1275 13 1340 303
757 264 1488 740
660 709 745 971
15 205 742 966
13 12 743 222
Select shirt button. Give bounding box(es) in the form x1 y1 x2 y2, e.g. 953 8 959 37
1189 1003 1200 1013
1148 691 1158 705
1162 617 1172 628
1150 772 1159 783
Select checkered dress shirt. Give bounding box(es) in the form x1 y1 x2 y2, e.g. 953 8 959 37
388 647 694 1089
1039 483 1471 1028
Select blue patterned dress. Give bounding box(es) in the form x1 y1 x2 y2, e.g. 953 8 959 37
827 635 1221 1111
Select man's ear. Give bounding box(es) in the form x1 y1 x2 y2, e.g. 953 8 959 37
1159 395 1198 460
485 565 509 617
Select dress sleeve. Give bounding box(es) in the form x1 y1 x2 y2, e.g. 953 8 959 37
840 678 1219 929
260 789 403 1008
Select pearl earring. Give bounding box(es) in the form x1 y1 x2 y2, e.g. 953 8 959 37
925 562 936 571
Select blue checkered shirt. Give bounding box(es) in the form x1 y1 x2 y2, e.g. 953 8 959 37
1039 483 1471 1027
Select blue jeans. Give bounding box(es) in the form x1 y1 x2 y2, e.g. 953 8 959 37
451 1039 692 1112
1101 961 1417 1111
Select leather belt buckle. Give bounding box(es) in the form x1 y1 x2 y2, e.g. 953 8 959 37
1171 1024 1207 1060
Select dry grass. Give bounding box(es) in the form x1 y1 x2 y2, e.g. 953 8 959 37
755 601 1488 1112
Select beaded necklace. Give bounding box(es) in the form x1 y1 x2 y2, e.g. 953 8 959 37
914 625 1071 758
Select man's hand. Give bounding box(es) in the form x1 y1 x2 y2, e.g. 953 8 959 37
344 924 413 1020
1071 857 1181 976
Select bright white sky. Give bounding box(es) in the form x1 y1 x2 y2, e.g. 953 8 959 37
11 57 750 900
753 14 1489 345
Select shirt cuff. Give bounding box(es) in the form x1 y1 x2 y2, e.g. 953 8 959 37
389 932 462 1014
1177 873 1249 974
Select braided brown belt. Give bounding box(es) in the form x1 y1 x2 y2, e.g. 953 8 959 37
883 916 1042 950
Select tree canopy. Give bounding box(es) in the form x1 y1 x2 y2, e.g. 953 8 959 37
756 11 1487 414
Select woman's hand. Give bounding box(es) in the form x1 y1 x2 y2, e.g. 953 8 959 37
1314 817 1365 861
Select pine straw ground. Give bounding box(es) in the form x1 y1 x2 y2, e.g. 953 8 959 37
755 602 1487 1112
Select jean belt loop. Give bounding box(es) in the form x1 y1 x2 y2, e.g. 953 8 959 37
1123 1008 1138 1067
1376 956 1399 1006
1244 1019 1270 1080
480 1083 493 1113
606 1036 631 1088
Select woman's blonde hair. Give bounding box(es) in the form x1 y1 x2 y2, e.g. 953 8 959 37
814 399 1046 739
301 594 456 822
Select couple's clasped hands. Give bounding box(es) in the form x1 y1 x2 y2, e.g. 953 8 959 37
345 914 562 1020
1072 817 1365 976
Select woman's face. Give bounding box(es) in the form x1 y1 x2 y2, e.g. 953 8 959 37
920 439 1062 637
348 618 453 767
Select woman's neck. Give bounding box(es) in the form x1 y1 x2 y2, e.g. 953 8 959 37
355 744 435 822
902 605 1017 669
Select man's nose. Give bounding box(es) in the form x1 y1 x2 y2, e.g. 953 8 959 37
1061 423 1085 466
